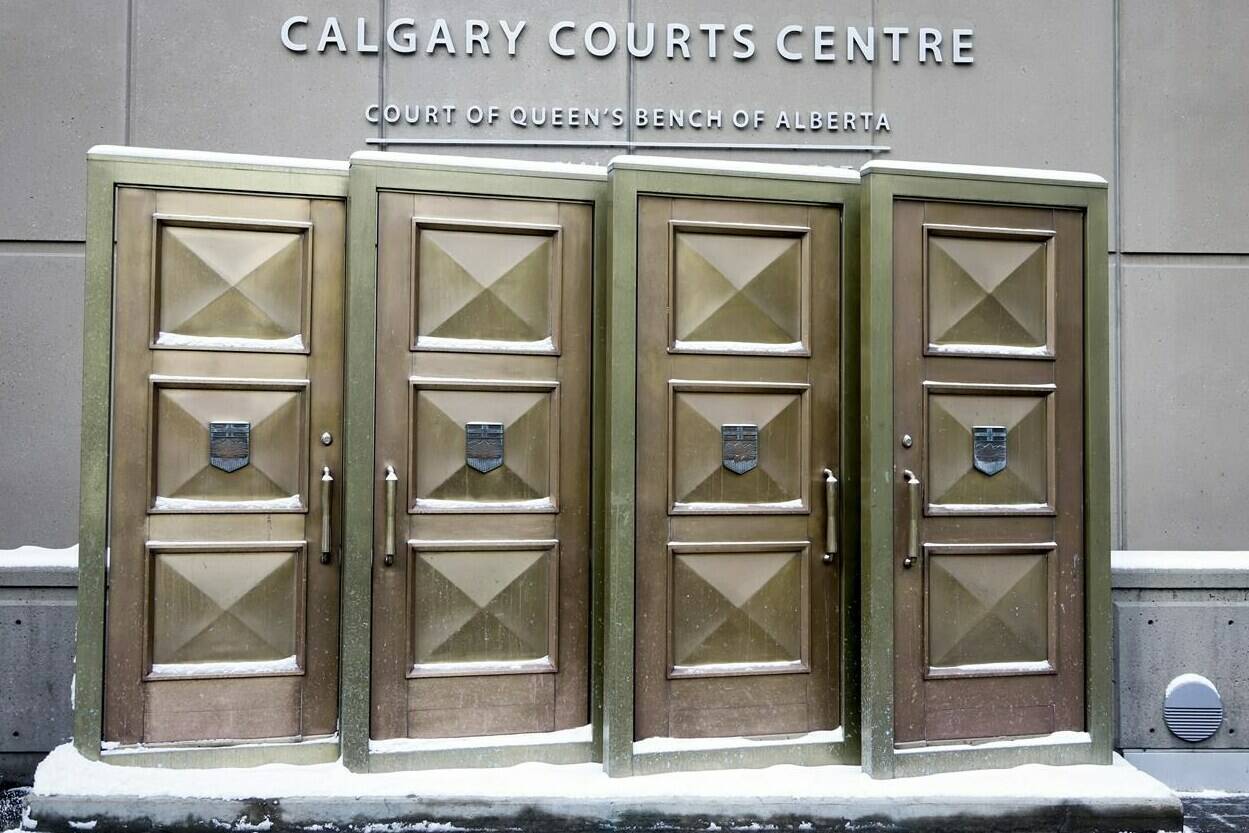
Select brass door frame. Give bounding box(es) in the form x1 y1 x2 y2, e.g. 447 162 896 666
342 152 609 773
602 157 862 777
75 147 348 768
859 161 1111 779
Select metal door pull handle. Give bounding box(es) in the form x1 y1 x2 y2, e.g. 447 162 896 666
384 465 398 567
822 468 838 564
902 469 920 569
320 466 333 565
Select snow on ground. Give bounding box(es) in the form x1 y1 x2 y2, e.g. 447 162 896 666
33 743 1174 803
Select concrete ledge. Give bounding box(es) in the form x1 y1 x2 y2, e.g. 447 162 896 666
24 746 1184 833
1112 550 1249 589
25 793 1185 833
1124 748 1249 792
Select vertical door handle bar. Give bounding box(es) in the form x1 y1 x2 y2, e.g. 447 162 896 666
902 469 920 569
822 468 838 564
320 466 333 564
384 465 398 567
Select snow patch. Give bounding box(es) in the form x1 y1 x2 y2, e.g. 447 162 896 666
0 545 78 569
370 724 590 754
930 343 1052 357
861 160 1106 187
1166 672 1215 698
34 744 1174 804
634 728 844 755
611 155 860 183
68 821 98 830
417 335 555 353
410 657 553 676
1112 550 1249 572
895 730 1091 755
156 332 305 352
34 742 1173 803
931 502 1050 513
89 145 347 173
152 496 303 512
672 340 805 355
929 660 1052 675
414 498 554 512
352 150 605 181
670 660 806 677
149 656 299 679
674 499 804 513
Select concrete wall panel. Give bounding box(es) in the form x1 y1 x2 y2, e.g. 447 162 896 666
0 585 77 754
873 1 1116 245
0 250 83 549
0 1 127 241
1116 587 1249 749
379 1 629 164
1120 1 1249 254
631 0 873 168
128 1 379 160
1119 256 1249 549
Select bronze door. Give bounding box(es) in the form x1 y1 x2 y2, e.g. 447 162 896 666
370 191 592 739
892 200 1085 744
635 196 841 740
105 187 344 744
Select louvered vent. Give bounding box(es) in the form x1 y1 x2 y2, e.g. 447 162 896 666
1163 673 1223 743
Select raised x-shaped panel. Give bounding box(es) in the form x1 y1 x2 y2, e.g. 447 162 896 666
669 381 809 514
668 542 809 678
150 376 309 513
924 544 1056 679
670 222 808 355
146 541 305 680
412 219 560 354
409 377 559 513
925 383 1055 515
408 540 558 678
924 224 1055 358
151 215 312 353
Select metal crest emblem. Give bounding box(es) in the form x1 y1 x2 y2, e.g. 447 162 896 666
972 425 1008 476
208 421 251 473
466 422 504 474
722 424 759 475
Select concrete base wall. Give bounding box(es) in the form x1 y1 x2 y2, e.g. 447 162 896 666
0 560 77 786
1113 551 1249 790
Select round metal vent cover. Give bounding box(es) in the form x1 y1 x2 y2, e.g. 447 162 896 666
1163 673 1223 743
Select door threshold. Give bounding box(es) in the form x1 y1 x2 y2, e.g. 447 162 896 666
369 723 590 754
95 735 339 768
633 727 843 755
631 728 850 774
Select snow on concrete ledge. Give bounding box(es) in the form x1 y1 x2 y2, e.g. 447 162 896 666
0 545 78 570
1112 549 1249 589
26 744 1184 833
860 159 1107 187
33 742 1173 803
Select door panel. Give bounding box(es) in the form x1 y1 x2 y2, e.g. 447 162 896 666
105 187 344 744
371 190 591 740
635 196 840 740
893 200 1084 745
